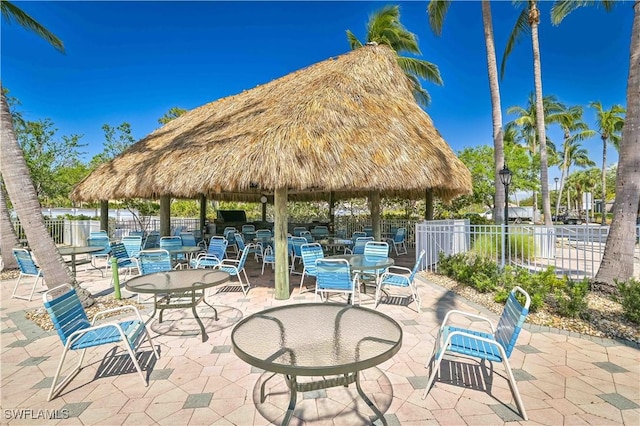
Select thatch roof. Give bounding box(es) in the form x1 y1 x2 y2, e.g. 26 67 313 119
71 44 471 203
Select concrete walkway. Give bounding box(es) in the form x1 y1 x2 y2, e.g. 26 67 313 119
1 249 638 425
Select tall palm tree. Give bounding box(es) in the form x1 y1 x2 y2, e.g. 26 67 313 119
347 4 443 107
506 93 563 220
0 2 83 298
551 105 596 219
589 101 625 225
427 0 507 225
502 0 553 225
553 0 640 290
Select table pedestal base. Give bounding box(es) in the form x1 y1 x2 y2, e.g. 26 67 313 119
149 291 218 343
261 371 387 426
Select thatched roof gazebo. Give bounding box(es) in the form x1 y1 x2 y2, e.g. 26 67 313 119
72 43 472 299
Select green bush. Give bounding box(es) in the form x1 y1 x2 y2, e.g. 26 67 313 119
555 278 590 318
616 278 640 324
471 233 536 261
436 252 499 293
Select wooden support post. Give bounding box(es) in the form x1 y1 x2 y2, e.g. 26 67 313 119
425 189 434 221
370 191 381 241
100 200 109 235
329 191 335 233
199 194 207 233
160 195 171 237
274 187 290 300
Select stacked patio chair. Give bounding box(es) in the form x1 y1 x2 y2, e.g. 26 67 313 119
11 248 45 301
376 250 425 312
43 284 159 401
422 286 531 421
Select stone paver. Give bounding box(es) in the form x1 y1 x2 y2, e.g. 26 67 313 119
1 249 639 425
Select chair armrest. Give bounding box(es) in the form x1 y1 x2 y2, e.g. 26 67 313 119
441 310 495 333
383 265 412 276
443 329 507 355
219 258 240 267
66 321 133 347
92 305 142 324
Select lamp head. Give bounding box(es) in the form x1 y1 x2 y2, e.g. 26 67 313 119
499 165 512 186
260 196 268 204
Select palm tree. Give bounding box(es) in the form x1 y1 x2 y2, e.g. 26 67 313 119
552 0 639 290
0 2 85 298
502 0 553 225
552 105 596 219
506 93 563 220
427 0 507 225
347 5 443 107
589 101 625 225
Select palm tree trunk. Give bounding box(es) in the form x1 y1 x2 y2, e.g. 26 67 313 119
0 90 93 303
0 181 20 270
601 135 608 225
556 147 569 220
530 3 552 226
482 0 506 225
594 0 640 291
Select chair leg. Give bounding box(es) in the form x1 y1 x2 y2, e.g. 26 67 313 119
501 356 528 420
48 346 85 401
411 282 421 312
422 346 445 400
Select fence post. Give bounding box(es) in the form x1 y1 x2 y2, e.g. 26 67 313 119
501 223 506 268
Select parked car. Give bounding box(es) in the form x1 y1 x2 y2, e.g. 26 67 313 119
555 211 584 225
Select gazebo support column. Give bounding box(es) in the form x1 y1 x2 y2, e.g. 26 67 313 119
199 194 207 234
100 200 109 234
160 195 171 237
329 191 335 233
370 191 381 241
274 187 290 300
425 189 434 220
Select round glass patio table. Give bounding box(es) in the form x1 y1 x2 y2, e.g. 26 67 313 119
125 269 229 342
327 254 394 294
58 245 103 276
231 303 402 425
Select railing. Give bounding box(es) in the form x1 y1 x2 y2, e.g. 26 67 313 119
334 217 420 247
415 220 640 280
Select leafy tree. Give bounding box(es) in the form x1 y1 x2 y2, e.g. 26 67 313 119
0 1 80 294
158 107 187 125
502 0 553 225
427 0 507 224
89 122 135 168
346 4 443 107
589 101 625 224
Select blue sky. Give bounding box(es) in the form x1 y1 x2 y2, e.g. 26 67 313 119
2 1 633 184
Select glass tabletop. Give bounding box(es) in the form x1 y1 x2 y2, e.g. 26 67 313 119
327 254 394 271
125 269 229 294
58 246 103 255
231 303 402 376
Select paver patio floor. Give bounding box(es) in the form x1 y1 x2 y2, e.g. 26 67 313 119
1 248 638 425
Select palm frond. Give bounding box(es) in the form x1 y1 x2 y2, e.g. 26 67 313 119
346 30 363 50
427 0 452 36
406 74 431 107
397 57 443 86
551 0 616 25
500 8 530 80
1 1 64 52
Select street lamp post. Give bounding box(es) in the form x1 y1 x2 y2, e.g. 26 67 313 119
554 177 559 220
499 165 513 265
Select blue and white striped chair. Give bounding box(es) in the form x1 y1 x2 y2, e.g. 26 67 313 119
214 245 253 296
87 236 111 272
289 236 308 274
190 238 228 269
387 227 408 256
299 243 324 292
11 248 44 301
107 242 140 285
376 250 424 312
138 249 173 274
346 236 374 255
422 286 531 421
43 284 159 401
122 235 143 259
314 258 359 304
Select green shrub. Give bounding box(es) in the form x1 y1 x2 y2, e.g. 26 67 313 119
615 278 640 324
471 233 536 261
555 278 590 318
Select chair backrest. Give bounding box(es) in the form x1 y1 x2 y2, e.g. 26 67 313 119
335 229 347 238
13 248 39 275
300 231 314 243
291 237 307 256
224 227 237 244
315 259 353 291
494 286 531 358
207 238 228 259
363 226 374 237
87 236 111 255
234 233 246 250
110 242 131 261
43 284 90 346
393 227 407 243
121 235 143 258
352 237 374 255
241 224 255 234
311 226 329 238
159 236 183 250
301 243 324 275
128 230 145 237
139 249 172 274
256 229 272 239
409 250 426 281
143 232 159 249
90 230 108 238
364 241 389 258
180 232 197 247
172 226 185 236
236 245 253 270
293 227 307 237
352 231 367 240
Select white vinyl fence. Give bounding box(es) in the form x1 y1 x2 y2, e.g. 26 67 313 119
415 220 640 280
